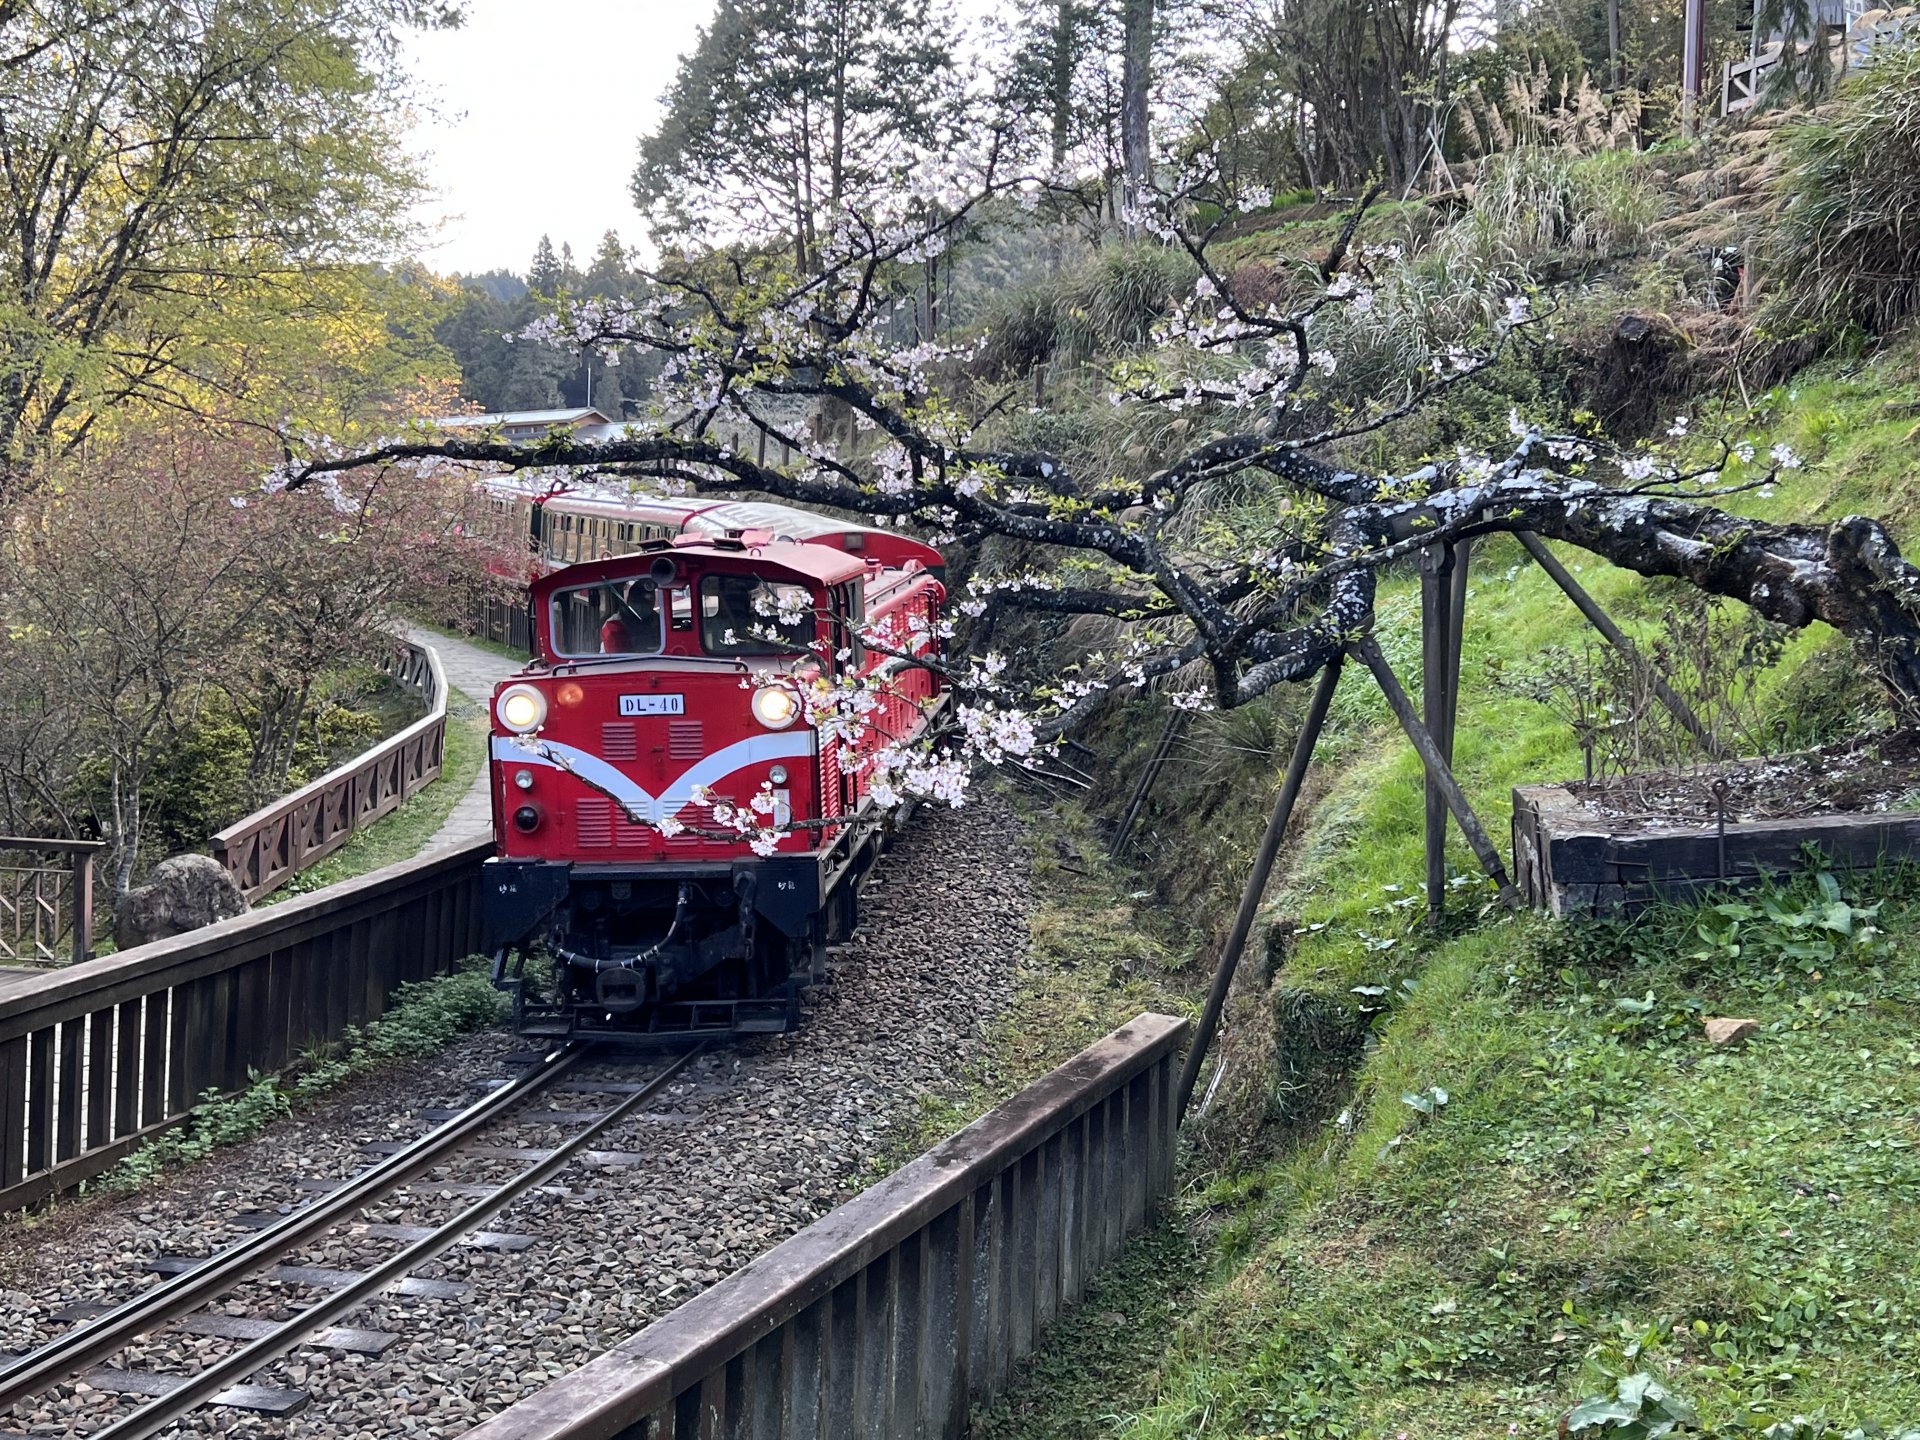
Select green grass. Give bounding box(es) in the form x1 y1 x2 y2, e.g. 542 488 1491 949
1107 871 1920 1437
980 337 1920 1436
268 696 488 901
1269 333 1920 1017
972 1221 1209 1440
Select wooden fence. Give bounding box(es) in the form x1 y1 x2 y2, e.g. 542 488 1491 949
0 836 490 1213
211 642 448 902
464 1012 1189 1440
0 839 102 966
475 595 533 655
1724 10 1914 111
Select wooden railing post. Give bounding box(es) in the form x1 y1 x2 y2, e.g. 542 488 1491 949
0 837 105 965
71 852 94 964
0 836 491 1212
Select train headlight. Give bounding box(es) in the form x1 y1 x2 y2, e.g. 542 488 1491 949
497 684 547 733
513 769 535 791
751 684 800 730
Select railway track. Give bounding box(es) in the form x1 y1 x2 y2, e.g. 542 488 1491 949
0 1042 700 1439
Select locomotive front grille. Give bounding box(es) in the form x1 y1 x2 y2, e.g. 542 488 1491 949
576 798 614 848
670 803 713 846
600 722 638 760
668 719 705 759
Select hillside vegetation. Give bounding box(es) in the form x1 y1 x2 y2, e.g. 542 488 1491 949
965 63 1920 1438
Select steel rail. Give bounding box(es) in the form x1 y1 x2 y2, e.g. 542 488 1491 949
89 1045 703 1440
0 1042 590 1411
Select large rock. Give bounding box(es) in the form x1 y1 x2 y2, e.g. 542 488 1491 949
114 854 249 950
1703 1016 1761 1048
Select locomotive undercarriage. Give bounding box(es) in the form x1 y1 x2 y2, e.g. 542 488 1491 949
482 822 883 1045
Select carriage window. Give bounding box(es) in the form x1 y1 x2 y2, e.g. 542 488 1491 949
699 575 815 655
549 579 664 658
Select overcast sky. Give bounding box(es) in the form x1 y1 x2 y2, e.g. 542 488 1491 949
400 0 720 277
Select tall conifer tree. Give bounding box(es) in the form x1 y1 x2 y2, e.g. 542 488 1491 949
634 0 960 273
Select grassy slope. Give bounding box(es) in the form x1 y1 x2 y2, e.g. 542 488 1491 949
982 335 1920 1432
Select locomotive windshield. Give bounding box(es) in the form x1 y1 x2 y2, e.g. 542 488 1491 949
549 578 664 658
699 574 815 656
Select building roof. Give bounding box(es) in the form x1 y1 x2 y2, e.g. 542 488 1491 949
433 407 611 430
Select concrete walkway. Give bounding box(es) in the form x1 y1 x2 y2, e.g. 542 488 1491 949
408 626 524 853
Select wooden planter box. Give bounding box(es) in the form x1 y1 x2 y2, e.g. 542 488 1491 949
1512 782 1920 915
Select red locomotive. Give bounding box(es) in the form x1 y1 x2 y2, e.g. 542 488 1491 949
479 503 948 1041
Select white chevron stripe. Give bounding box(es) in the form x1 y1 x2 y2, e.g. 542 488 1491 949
494 731 816 824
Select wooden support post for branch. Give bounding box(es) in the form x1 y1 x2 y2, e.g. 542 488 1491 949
1110 709 1188 859
1513 530 1724 758
1177 656 1343 1121
1350 636 1523 910
1447 540 1470 738
1420 541 1470 923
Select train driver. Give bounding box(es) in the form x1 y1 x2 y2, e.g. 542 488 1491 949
600 580 659 654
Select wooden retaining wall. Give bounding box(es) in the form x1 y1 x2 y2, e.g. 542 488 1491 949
0 837 491 1212
463 1012 1189 1440
1514 782 1920 914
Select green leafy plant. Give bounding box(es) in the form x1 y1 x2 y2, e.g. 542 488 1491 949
1603 989 1705 1046
1690 870 1882 974
1564 1372 1700 1436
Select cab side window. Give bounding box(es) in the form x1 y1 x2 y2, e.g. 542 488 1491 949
831 582 866 672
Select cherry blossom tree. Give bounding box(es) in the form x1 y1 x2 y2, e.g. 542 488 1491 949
0 421 489 893
280 168 1920 844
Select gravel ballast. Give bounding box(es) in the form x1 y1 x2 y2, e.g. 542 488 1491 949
0 794 1029 1436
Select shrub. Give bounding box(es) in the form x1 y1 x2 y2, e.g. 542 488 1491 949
1448 147 1663 270
1066 243 1198 349
976 284 1065 377
1766 36 1920 337
978 242 1198 377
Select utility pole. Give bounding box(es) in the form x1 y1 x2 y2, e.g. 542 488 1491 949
1681 0 1709 134
1119 0 1154 233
